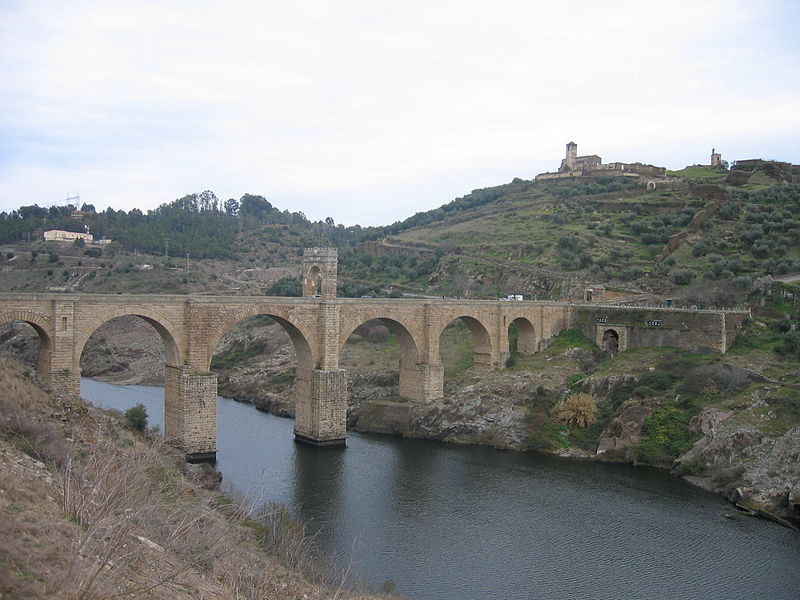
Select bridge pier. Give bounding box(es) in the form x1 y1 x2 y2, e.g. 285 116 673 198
399 363 444 402
294 368 348 446
50 367 80 399
165 366 218 462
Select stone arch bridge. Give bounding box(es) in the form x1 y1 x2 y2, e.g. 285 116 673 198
0 250 748 461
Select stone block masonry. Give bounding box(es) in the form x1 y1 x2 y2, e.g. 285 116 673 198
0 284 748 460
165 366 218 462
294 368 348 446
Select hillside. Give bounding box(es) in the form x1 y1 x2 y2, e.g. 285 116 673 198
381 167 800 301
2 162 798 304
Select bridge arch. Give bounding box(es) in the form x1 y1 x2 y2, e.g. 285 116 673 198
340 317 420 368
508 316 537 354
74 305 183 370
340 315 425 402
437 315 493 369
0 310 55 379
207 306 314 372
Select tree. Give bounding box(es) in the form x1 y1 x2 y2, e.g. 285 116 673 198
224 198 239 215
239 194 273 221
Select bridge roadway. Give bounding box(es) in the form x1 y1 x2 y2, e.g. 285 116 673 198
0 291 748 461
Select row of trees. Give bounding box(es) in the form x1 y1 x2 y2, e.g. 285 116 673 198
0 192 386 259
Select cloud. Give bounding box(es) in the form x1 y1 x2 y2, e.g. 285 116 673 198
1 0 798 225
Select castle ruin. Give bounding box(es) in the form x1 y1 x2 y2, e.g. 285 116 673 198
536 142 667 181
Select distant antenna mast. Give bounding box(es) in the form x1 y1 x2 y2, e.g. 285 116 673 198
64 192 81 207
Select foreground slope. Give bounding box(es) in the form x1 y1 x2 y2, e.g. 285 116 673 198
0 358 394 600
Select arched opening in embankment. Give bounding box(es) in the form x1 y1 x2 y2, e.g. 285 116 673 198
602 329 620 354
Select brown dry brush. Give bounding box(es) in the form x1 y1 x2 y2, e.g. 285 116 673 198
0 358 385 600
553 392 598 428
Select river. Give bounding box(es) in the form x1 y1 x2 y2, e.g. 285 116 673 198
80 378 800 600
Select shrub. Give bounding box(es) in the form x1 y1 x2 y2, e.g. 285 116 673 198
124 403 148 432
672 269 696 285
526 417 568 452
553 392 598 428
635 404 695 465
778 330 800 356
710 464 746 494
48 252 59 263
366 325 390 343
638 370 677 391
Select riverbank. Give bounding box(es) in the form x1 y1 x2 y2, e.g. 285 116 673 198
0 358 396 600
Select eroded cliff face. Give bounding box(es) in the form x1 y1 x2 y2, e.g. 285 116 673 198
677 403 800 520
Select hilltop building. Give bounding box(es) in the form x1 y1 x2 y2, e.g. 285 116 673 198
710 148 722 167
536 142 667 181
43 229 93 243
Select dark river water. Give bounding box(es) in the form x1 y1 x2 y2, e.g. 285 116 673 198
80 378 800 600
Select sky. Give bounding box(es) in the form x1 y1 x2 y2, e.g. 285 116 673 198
1 0 799 226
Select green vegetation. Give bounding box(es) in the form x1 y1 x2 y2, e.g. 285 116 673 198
635 404 696 465
211 340 268 370
546 328 596 353
124 403 148 432
667 165 727 180
2 168 798 299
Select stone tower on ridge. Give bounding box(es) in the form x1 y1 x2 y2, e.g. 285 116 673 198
302 247 338 299
711 148 722 167
564 141 578 170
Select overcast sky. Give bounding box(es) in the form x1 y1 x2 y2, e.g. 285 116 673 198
1 1 798 226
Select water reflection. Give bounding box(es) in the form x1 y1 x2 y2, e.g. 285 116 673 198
291 443 347 545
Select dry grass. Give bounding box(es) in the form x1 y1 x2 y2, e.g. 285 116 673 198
0 357 398 600
553 392 598 428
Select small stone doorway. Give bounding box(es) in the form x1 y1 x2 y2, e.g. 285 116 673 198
602 329 620 353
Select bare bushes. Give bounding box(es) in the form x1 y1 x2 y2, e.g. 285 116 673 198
58 439 230 599
56 437 360 599
678 364 751 396
1 412 69 468
0 358 374 600
0 362 70 468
